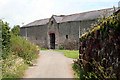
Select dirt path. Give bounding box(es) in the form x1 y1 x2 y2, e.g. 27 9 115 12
23 50 74 78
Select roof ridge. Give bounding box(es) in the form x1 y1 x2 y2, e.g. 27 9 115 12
22 7 115 27
64 7 113 17
35 18 50 21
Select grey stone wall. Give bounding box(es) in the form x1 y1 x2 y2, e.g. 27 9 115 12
20 19 96 50
58 20 96 49
58 21 79 49
79 20 96 36
20 25 48 48
20 27 26 37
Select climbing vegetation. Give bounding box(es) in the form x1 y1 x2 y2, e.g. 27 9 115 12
74 12 120 79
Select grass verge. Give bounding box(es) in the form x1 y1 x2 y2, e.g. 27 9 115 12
40 47 48 50
56 50 79 59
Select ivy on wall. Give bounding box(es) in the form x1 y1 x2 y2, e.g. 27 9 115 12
76 12 120 79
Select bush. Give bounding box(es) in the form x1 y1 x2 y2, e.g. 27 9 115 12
11 25 20 36
10 34 39 64
2 54 28 79
59 45 64 50
1 20 11 59
72 62 80 78
1 20 39 79
63 41 78 50
75 13 120 79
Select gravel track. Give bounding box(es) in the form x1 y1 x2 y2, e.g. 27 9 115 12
23 50 74 78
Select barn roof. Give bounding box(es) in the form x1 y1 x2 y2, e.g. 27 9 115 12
61 8 114 23
22 18 49 27
22 7 117 27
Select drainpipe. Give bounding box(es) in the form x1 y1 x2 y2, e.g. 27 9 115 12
79 26 80 38
78 26 80 50
78 21 81 50
25 28 27 40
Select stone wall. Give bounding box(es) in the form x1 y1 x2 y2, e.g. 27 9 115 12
58 20 96 49
20 27 26 37
58 21 79 49
20 19 96 50
79 20 96 36
20 25 48 48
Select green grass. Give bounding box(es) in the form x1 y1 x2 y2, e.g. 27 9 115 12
56 50 79 59
40 47 48 50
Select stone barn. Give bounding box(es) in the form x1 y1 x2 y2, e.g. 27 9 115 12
20 8 115 49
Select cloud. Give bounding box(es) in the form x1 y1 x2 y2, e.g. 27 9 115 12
0 0 54 27
0 0 118 28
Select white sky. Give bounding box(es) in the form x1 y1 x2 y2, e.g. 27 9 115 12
0 0 119 28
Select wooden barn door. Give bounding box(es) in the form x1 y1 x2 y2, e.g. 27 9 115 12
50 33 55 49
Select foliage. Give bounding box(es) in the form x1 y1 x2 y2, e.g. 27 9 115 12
10 34 39 64
0 20 2 52
63 41 78 50
1 20 11 59
75 13 120 79
72 62 80 79
1 20 39 79
59 45 64 50
2 54 28 79
11 25 20 36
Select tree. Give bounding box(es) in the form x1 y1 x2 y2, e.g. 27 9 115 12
11 25 20 36
1 20 11 59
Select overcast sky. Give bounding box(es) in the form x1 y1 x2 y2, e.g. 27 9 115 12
0 0 119 28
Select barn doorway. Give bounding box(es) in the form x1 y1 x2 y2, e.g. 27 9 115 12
50 33 55 49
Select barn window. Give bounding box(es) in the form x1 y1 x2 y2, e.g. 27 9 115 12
66 35 68 39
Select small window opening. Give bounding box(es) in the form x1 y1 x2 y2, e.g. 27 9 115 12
66 35 68 39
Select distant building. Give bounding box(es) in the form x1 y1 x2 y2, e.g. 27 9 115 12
20 8 116 49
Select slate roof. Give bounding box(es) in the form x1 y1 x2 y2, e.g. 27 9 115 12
22 8 117 27
59 8 114 23
23 18 49 27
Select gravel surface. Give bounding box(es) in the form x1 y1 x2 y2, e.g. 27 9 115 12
23 50 74 78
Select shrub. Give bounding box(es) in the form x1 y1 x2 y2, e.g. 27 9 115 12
1 20 39 79
1 20 11 59
72 62 80 78
11 25 20 36
64 41 78 50
2 54 28 79
75 12 120 79
10 34 39 64
59 45 64 50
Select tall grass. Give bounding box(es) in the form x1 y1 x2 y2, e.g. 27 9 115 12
10 35 39 64
2 35 39 79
